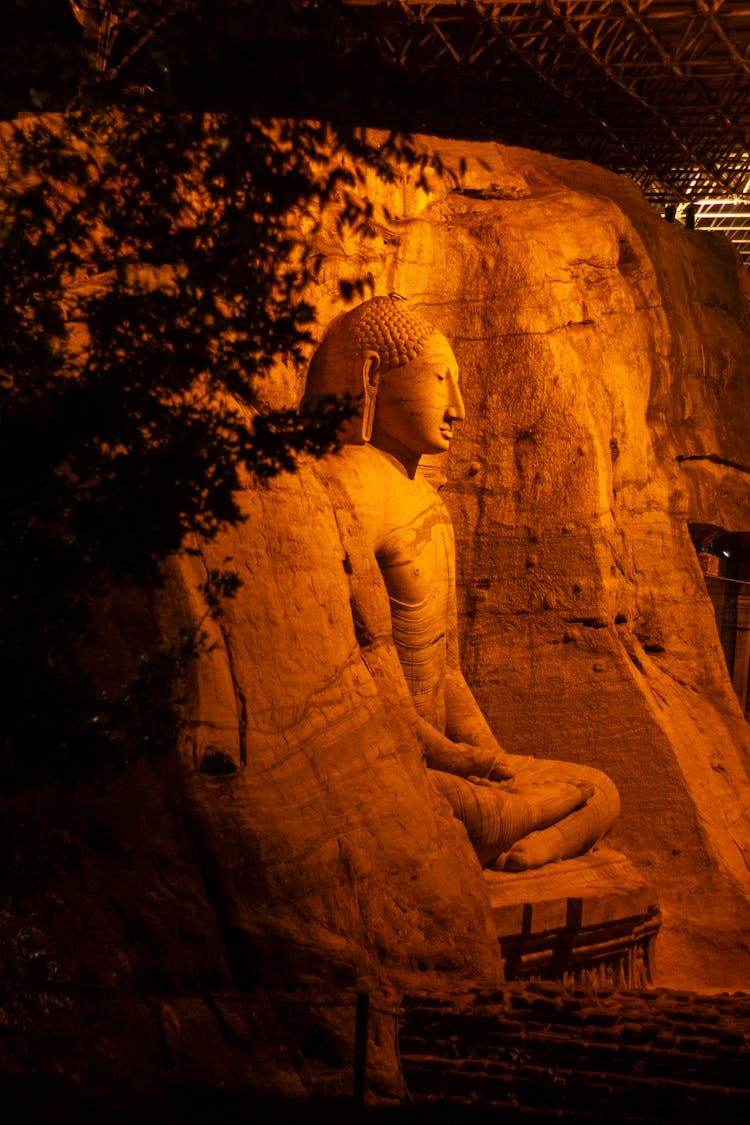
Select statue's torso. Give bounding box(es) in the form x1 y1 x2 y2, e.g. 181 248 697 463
328 445 455 730
377 507 452 729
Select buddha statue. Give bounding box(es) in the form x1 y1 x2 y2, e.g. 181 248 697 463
302 295 619 871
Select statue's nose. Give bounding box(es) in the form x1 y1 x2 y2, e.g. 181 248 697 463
446 378 465 421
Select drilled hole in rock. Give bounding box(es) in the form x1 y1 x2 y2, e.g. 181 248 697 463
200 747 238 775
617 236 639 279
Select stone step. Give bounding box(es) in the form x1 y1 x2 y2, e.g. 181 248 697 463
404 1060 749 1119
399 984 750 1121
401 1035 747 1086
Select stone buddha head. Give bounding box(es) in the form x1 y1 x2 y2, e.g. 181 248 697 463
302 295 465 468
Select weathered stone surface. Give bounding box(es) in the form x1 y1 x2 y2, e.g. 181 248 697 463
160 460 505 1090
400 983 750 1120
1 460 503 1099
294 136 750 992
5 127 750 1100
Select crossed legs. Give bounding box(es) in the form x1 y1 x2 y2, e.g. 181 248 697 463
430 754 620 871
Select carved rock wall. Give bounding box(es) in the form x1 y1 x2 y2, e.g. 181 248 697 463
6 130 750 1100
299 137 750 989
166 464 504 1007
131 456 505 1096
2 462 503 1100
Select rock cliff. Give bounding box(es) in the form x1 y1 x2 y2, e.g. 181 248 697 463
4 131 750 1099
307 137 750 991
176 134 750 1006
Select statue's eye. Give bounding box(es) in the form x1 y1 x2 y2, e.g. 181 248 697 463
436 372 446 382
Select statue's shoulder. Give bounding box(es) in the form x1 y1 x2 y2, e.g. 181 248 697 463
315 445 449 534
314 445 389 541
316 444 380 493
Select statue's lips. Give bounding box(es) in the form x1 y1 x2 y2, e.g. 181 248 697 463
439 426 454 440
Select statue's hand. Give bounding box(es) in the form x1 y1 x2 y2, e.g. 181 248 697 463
462 744 514 781
487 755 515 782
460 742 498 777
467 774 513 791
421 727 515 781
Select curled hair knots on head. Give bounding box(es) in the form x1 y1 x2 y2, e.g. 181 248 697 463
349 294 435 371
302 295 442 443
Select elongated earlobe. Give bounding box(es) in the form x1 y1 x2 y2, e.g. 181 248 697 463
361 352 380 442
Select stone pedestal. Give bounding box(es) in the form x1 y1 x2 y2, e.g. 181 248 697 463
485 849 660 988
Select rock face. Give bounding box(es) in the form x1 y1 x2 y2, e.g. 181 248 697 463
5 132 750 1099
162 464 506 1089
312 137 750 991
170 135 750 1040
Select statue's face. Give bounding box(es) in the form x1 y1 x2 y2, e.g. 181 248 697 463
370 333 465 459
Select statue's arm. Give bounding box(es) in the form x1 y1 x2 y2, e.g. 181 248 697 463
441 576 514 781
352 594 502 778
441 668 514 780
346 557 507 778
392 550 513 778
414 711 502 777
327 463 510 778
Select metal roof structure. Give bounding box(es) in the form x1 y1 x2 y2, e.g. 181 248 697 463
343 1 750 265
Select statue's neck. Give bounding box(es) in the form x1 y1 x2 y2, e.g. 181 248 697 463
368 437 421 480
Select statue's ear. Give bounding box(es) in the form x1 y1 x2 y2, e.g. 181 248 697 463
361 351 380 442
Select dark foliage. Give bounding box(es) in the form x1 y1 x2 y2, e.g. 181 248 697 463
0 2 447 786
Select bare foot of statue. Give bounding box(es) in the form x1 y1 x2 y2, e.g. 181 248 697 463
459 775 594 869
488 779 597 872
469 775 594 832
499 828 571 872
521 778 594 831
